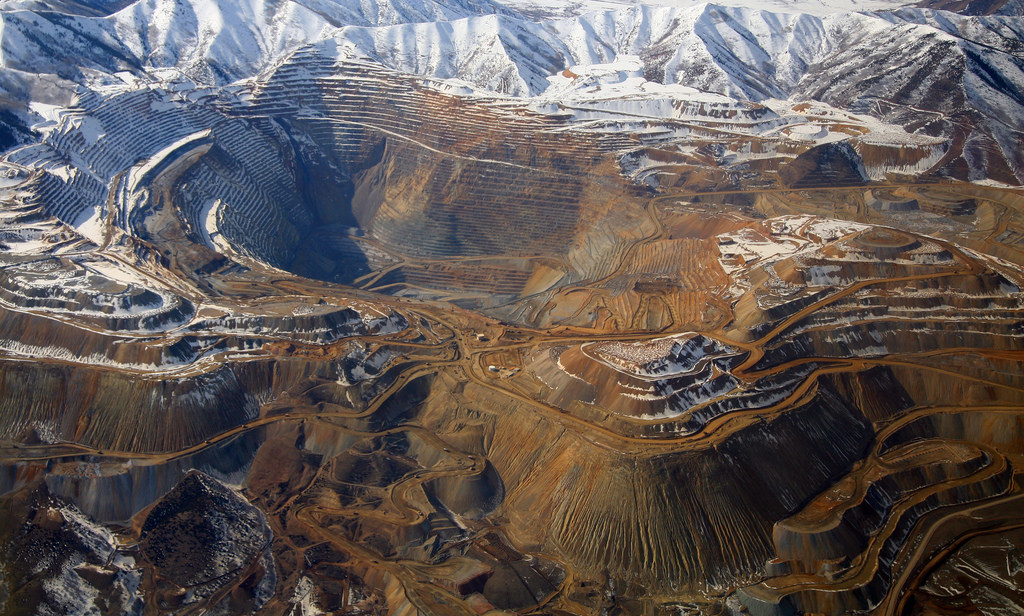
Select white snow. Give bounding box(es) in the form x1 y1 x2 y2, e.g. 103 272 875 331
126 129 213 192
74 207 106 245
27 504 143 616
495 0 914 19
717 215 869 297
27 101 66 127
291 576 327 615
74 116 106 146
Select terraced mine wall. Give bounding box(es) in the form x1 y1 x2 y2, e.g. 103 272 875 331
1 42 1023 616
236 57 653 295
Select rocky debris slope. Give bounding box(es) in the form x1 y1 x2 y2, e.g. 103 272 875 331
139 471 275 612
0 486 143 616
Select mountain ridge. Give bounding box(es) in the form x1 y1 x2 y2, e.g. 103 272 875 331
1 0 1022 182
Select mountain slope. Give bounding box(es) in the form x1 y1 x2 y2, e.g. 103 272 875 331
0 0 1022 182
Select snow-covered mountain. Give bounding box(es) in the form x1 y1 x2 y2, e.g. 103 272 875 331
0 0 512 84
0 0 1022 182
5 0 1020 94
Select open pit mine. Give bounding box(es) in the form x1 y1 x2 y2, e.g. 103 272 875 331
1 0 1024 614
